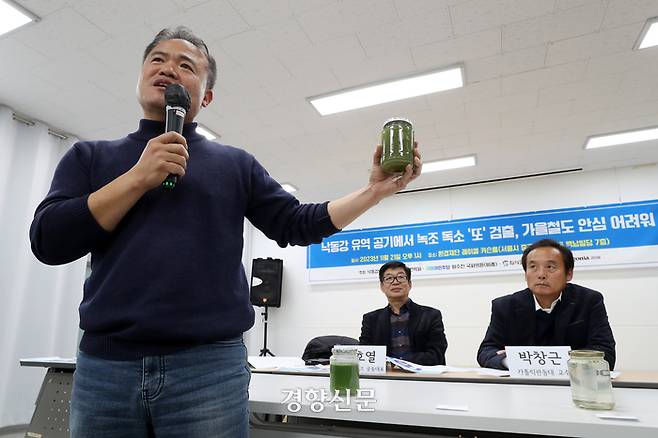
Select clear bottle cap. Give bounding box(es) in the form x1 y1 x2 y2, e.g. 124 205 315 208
569 350 605 358
383 117 413 127
332 346 358 355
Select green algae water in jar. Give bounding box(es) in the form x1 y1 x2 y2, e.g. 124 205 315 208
329 346 360 396
381 117 414 174
568 350 615 410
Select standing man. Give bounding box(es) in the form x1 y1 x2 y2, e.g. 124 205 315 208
477 239 616 370
29 27 422 438
360 261 448 365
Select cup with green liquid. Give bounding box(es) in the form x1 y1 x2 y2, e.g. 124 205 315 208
380 117 414 174
329 346 360 396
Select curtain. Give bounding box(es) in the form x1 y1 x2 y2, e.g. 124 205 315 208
0 104 86 427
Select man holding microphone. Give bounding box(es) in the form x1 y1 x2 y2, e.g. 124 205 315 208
30 26 422 438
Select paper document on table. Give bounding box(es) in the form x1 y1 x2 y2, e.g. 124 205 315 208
247 356 305 369
277 364 329 373
386 357 448 374
387 357 510 376
477 367 510 377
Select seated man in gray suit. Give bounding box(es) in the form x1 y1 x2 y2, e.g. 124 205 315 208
360 261 448 365
477 239 616 370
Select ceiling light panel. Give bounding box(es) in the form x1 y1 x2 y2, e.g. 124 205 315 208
585 127 658 149
422 155 477 173
196 124 217 140
637 18 658 50
281 183 297 193
309 66 464 116
0 1 36 36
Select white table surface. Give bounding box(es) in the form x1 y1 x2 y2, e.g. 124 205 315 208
249 373 658 438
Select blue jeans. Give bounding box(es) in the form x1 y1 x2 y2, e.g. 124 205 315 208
70 339 250 438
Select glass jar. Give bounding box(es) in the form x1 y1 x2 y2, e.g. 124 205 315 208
380 118 414 174
567 350 615 410
329 346 360 396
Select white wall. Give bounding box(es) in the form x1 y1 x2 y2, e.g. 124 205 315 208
245 164 658 371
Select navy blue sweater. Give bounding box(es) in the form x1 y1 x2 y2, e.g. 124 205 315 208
30 119 339 359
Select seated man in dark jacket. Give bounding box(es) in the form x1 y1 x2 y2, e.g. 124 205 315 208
477 239 616 370
360 261 448 365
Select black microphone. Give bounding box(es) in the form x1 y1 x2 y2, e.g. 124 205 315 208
162 83 191 190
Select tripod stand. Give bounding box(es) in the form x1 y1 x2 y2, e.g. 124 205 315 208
259 306 275 357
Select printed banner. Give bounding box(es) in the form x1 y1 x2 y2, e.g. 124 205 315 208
307 200 658 283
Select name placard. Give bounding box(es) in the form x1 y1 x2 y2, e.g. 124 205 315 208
506 346 571 379
336 345 386 375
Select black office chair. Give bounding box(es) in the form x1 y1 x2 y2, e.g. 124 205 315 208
302 335 359 365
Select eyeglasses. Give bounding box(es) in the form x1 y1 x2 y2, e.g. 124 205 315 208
382 274 409 284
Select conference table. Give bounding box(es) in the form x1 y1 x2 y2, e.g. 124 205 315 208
249 368 658 438
20 358 658 438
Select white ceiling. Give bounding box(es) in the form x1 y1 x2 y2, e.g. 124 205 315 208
1 0 658 201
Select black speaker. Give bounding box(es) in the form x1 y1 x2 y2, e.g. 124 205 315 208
250 258 283 307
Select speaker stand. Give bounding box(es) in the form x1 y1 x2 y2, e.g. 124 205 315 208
259 306 275 357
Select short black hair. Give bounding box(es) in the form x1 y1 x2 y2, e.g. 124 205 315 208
379 261 411 282
143 26 217 90
521 239 574 272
